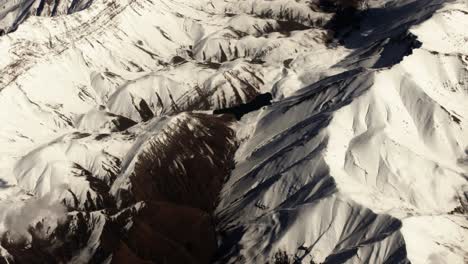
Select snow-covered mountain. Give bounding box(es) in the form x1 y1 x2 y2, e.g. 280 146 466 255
0 0 466 263
0 0 94 34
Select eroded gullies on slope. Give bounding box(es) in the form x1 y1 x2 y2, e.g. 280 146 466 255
0 0 94 35
213 69 411 264
0 1 320 258
213 2 468 263
1 113 239 263
0 0 467 263
105 61 269 122
114 114 238 263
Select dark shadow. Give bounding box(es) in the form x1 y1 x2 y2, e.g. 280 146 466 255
325 6 364 37
340 0 445 48
329 0 447 68
0 178 11 188
110 115 137 131
68 0 94 15
213 93 273 120
277 20 311 35
212 226 247 263
136 99 154 122
384 244 410 264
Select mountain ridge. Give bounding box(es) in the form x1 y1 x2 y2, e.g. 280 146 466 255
0 0 466 263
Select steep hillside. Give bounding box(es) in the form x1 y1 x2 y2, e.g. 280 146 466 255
0 0 94 34
0 0 466 263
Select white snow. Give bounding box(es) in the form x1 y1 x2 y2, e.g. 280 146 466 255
0 0 466 263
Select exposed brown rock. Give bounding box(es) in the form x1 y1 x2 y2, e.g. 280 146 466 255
132 114 237 212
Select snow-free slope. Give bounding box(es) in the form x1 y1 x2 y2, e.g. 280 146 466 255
0 0 467 263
